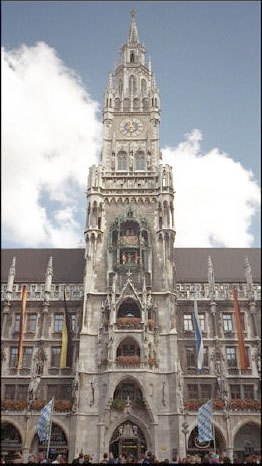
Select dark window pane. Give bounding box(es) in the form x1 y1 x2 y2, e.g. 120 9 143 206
230 385 241 399
5 385 15 400
17 385 28 401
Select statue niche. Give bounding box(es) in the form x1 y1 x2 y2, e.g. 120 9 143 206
108 209 151 282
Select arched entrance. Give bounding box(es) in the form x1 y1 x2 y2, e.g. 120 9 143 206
31 423 68 460
110 421 147 460
188 425 226 457
234 423 261 461
1 422 22 462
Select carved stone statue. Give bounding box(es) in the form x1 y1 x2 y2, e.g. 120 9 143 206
72 371 80 412
27 373 41 406
176 365 184 413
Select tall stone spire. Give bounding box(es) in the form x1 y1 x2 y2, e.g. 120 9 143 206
244 256 254 300
208 256 215 300
128 9 139 44
6 256 16 301
44 256 53 301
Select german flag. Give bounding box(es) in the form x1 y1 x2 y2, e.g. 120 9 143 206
17 285 27 370
232 287 248 369
60 287 72 369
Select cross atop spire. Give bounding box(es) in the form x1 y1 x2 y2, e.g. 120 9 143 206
128 9 139 44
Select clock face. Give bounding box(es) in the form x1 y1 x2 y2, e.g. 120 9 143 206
120 118 143 136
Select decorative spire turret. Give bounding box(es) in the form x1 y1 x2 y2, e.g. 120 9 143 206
6 256 16 301
244 256 254 300
128 9 139 45
208 256 215 300
44 256 53 301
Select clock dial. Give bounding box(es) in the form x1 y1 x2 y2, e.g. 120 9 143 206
120 118 143 136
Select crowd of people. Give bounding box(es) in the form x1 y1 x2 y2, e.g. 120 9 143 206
1 450 261 465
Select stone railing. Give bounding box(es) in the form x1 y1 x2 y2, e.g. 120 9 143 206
175 283 261 301
1 284 84 302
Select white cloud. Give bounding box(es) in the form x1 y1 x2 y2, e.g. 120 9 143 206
163 130 260 247
2 42 102 247
2 43 260 248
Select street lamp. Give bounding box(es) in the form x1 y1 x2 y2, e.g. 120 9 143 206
182 421 189 457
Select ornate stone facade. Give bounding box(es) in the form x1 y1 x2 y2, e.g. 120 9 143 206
1 11 261 463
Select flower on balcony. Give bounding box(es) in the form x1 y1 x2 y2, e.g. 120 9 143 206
116 317 142 328
184 399 224 411
31 400 47 410
116 355 141 365
53 400 72 412
1 399 27 411
131 398 145 410
148 319 155 330
111 399 126 411
229 399 261 411
1 398 72 412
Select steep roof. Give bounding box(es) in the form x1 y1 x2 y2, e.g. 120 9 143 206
1 248 261 284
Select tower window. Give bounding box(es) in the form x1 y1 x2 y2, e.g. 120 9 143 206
117 152 127 170
130 52 135 63
135 152 145 170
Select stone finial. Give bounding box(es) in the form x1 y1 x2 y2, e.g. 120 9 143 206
244 256 254 300
44 256 53 299
208 256 215 300
6 256 16 293
148 56 151 71
128 9 139 44
107 73 113 89
5 256 16 302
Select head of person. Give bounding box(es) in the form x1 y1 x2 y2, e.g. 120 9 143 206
103 453 108 459
38 452 46 461
28 455 36 463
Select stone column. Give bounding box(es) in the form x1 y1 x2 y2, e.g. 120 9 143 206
210 301 217 337
1 303 10 338
249 301 258 337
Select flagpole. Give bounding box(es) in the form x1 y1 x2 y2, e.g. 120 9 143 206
46 397 54 460
212 420 216 454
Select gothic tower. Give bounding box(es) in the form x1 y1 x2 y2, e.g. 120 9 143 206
72 11 180 461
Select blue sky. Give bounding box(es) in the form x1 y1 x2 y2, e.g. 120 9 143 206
2 1 261 248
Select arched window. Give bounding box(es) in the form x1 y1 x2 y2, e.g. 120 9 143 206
116 337 140 357
133 98 139 109
115 98 120 110
123 98 130 110
130 51 135 63
117 151 127 171
155 98 158 107
114 379 143 401
129 75 136 92
141 79 147 93
142 98 149 110
119 80 123 94
135 152 145 170
117 299 141 318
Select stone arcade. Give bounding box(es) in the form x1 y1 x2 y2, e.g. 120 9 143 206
1 11 261 463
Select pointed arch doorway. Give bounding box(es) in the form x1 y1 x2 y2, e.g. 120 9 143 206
110 421 147 460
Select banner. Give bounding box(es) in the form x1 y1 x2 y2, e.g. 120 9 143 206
37 399 54 442
232 287 248 369
60 287 72 369
16 285 27 370
198 400 213 442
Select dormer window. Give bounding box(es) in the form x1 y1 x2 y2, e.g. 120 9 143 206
130 51 135 63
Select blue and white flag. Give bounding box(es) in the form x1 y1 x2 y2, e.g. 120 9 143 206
192 294 204 370
198 400 213 442
37 399 53 442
